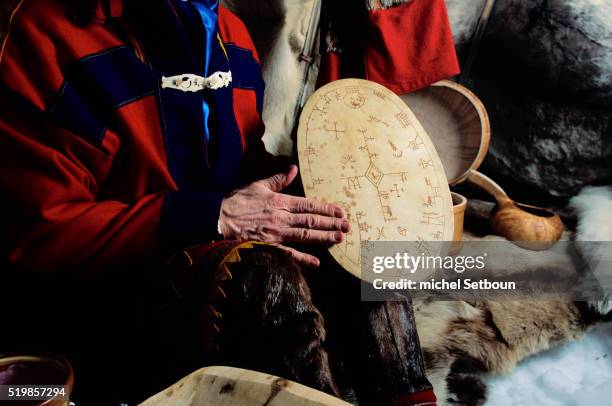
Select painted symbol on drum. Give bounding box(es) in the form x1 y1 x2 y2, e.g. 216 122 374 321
344 91 366 109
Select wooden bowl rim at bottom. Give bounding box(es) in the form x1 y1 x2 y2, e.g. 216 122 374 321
0 353 74 402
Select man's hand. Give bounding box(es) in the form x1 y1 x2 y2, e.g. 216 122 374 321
219 165 349 267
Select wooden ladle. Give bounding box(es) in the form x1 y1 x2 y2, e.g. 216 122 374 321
401 80 564 250
467 170 564 250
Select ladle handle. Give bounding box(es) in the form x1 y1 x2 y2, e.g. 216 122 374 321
466 170 511 205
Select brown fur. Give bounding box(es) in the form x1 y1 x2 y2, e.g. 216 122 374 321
219 246 340 397
174 242 612 406
414 300 605 405
218 247 439 405
207 246 610 405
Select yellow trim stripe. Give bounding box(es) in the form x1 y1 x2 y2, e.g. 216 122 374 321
217 33 228 60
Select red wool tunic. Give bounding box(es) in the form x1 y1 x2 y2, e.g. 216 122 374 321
0 0 265 272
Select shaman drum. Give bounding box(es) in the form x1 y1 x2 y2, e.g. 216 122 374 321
297 79 454 279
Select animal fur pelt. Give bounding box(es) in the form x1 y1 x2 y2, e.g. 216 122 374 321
571 186 612 317
415 185 612 405
221 0 322 157
212 246 340 397
218 247 437 405
570 186 612 242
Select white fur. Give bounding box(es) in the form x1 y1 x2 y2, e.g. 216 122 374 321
570 186 612 242
591 300 612 317
223 0 320 157
259 0 317 157
570 186 612 316
445 0 486 46
483 189 612 406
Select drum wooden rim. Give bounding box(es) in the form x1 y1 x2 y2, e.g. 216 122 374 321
431 80 491 185
401 80 491 186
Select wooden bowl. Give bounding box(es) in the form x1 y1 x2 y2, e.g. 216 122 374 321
450 192 467 254
0 353 74 406
400 80 490 185
491 201 565 250
467 169 564 250
452 192 467 243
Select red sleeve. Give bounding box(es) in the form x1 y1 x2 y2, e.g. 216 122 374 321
218 6 261 63
218 5 265 150
0 0 164 273
0 91 166 273
218 7 293 179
